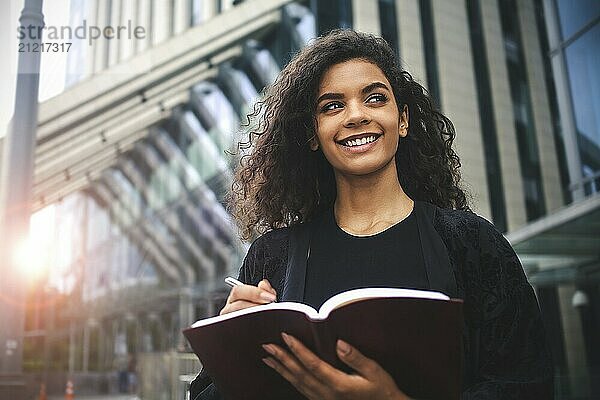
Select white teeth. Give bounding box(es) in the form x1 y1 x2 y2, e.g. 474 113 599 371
343 135 377 147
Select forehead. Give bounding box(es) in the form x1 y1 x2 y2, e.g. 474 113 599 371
318 59 390 94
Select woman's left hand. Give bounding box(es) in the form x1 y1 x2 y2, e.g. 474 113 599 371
262 332 411 400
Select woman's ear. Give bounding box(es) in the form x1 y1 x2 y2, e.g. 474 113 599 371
399 104 409 137
309 135 320 151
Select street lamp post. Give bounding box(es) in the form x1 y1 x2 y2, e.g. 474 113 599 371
0 0 44 398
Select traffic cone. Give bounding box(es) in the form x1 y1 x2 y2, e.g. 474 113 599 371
38 383 47 400
65 380 75 400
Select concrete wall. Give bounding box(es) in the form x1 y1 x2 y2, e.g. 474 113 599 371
431 0 491 218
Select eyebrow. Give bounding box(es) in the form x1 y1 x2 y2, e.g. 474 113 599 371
316 81 390 104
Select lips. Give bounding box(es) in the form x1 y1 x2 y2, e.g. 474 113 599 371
336 133 382 147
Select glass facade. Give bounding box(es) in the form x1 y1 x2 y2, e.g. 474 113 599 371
564 23 600 193
555 0 600 39
546 0 600 197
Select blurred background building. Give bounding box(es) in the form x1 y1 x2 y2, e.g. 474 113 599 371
0 0 598 399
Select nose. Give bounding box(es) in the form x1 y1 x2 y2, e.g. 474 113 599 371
343 101 371 128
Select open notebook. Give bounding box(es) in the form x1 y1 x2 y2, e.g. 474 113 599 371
184 287 463 400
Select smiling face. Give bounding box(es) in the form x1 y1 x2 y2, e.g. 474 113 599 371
312 59 408 178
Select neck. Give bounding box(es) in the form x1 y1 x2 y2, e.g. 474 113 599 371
333 160 414 235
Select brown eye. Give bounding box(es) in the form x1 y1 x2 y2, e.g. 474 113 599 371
321 102 343 112
366 93 387 103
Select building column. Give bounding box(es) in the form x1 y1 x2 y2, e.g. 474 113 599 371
479 0 527 231
396 0 427 85
202 0 219 21
431 0 491 218
68 322 76 375
82 322 90 372
94 0 109 72
558 284 591 398
0 1 44 388
119 0 137 61
541 0 584 201
136 0 152 53
352 0 380 34
83 0 99 79
152 0 172 45
112 318 121 369
107 0 122 67
517 0 563 212
178 288 194 350
173 0 191 35
220 0 235 12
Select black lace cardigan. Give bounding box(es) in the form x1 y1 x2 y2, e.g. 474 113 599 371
191 201 554 399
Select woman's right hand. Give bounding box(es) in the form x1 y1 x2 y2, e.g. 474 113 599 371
219 279 277 315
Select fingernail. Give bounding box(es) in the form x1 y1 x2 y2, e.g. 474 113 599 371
281 332 292 346
260 292 276 302
262 344 275 355
337 340 351 355
262 357 275 368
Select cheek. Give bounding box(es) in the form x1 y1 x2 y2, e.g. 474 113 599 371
384 128 401 152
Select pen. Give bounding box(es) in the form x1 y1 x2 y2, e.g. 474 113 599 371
224 276 244 287
224 276 277 302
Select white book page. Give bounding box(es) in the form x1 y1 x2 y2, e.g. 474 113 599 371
190 301 320 328
317 287 450 319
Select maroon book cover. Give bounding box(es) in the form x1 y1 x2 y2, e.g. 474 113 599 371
183 288 463 400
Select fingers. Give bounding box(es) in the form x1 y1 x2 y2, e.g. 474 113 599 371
220 280 277 315
262 356 319 399
336 339 384 380
280 333 345 384
219 300 261 315
262 343 322 399
258 279 277 296
227 282 276 304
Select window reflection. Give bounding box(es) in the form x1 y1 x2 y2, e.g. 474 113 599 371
565 24 600 150
219 64 259 119
190 82 239 153
556 0 600 39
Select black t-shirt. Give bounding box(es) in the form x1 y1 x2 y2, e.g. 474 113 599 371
303 207 428 309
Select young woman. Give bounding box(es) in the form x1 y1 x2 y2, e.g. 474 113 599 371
191 30 553 399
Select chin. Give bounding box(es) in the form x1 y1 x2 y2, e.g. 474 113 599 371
340 163 388 177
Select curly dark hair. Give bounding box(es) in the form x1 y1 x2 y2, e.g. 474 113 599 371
228 29 470 240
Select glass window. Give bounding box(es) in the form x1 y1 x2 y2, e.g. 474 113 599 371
191 82 239 152
284 3 316 47
556 0 600 40
181 110 230 183
251 47 280 87
219 65 259 118
565 24 600 150
112 169 143 220
191 0 202 26
86 195 111 251
65 0 89 87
